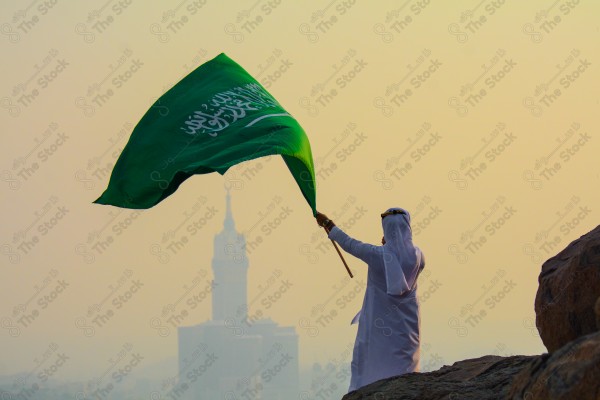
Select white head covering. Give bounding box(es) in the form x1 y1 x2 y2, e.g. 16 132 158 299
382 207 420 295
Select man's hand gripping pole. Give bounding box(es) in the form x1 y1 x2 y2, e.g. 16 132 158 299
325 227 353 278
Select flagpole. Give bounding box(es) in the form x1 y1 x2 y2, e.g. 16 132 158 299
323 225 353 278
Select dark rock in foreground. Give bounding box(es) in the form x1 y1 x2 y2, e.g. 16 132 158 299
508 331 600 400
341 354 536 400
342 331 600 400
535 224 600 352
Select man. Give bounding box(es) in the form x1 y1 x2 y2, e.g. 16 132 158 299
316 208 425 393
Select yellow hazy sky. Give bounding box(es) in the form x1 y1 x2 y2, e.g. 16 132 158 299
1 0 599 384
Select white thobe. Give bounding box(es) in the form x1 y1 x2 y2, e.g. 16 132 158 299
328 225 423 393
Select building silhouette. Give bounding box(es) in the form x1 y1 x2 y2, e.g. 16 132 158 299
178 189 299 399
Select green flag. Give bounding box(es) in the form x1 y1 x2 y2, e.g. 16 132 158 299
94 53 317 215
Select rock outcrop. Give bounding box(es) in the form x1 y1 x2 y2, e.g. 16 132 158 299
534 224 600 352
341 225 600 400
342 332 600 400
596 296 600 330
341 354 537 400
508 331 600 400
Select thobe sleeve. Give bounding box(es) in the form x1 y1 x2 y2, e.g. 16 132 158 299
328 226 379 264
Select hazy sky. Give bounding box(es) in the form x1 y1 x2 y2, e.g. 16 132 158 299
1 0 599 387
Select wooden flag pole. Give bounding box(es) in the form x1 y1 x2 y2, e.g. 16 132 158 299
323 225 353 278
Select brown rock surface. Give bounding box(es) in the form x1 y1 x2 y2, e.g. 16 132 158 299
508 331 600 400
596 296 600 330
535 224 600 352
342 332 600 400
341 354 537 400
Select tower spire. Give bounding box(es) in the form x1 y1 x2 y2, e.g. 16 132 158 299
212 184 248 322
224 185 234 231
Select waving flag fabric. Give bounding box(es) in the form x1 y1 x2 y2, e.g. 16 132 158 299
94 53 317 215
